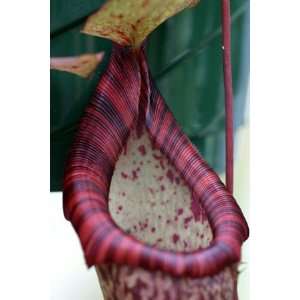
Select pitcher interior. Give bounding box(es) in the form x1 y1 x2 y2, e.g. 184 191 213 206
108 126 213 252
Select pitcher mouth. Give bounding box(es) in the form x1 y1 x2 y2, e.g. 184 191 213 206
107 125 214 255
63 45 249 278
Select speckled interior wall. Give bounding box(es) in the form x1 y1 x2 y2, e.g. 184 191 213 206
95 124 241 299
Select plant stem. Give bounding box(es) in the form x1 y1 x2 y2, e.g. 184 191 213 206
221 0 234 194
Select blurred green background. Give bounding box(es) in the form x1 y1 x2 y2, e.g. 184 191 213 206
50 0 250 191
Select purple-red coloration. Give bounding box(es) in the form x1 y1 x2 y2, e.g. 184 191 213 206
166 169 174 183
222 0 234 194
177 208 184 216
63 45 249 279
191 197 203 222
172 234 180 244
132 170 138 180
184 216 193 226
121 172 128 179
138 145 146 156
64 3 249 297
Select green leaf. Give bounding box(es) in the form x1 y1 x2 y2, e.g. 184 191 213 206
50 0 249 191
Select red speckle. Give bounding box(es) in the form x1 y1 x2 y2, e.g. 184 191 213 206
138 145 146 156
132 170 138 180
160 185 165 191
122 192 126 196
153 154 163 160
184 241 188 248
191 197 203 221
118 206 123 211
130 23 137 31
111 13 123 19
151 227 156 233
121 172 128 179
115 29 131 44
159 160 165 170
166 219 171 224
166 169 174 183
139 224 144 231
184 216 193 226
174 216 178 221
175 177 180 185
172 234 180 244
157 176 164 181
148 187 154 194
177 208 184 216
